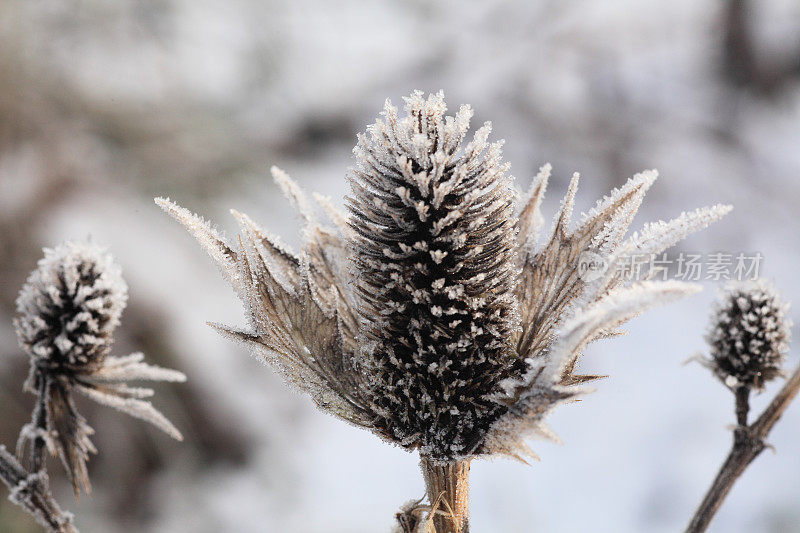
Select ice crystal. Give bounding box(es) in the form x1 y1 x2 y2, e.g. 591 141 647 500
706 280 792 391
13 241 186 495
158 91 730 462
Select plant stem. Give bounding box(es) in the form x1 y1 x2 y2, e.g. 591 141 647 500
1 374 78 532
686 364 800 533
29 375 50 473
420 456 471 533
734 386 750 427
0 445 78 533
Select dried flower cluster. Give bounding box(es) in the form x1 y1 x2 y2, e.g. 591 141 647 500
705 280 792 391
157 91 730 468
13 241 186 495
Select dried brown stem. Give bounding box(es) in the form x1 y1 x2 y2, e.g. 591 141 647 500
0 445 77 533
420 457 471 533
734 386 750 427
686 364 800 532
28 375 50 473
0 374 79 532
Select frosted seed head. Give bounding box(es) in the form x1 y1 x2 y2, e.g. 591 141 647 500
347 91 522 460
14 241 127 372
706 280 792 391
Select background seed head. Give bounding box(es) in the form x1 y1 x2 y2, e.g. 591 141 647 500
706 280 792 391
14 241 128 372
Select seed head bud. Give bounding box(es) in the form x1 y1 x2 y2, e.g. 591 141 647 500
13 241 184 496
14 241 127 375
706 280 792 391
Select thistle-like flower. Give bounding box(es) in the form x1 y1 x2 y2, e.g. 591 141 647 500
157 90 729 513
705 280 792 391
13 241 186 495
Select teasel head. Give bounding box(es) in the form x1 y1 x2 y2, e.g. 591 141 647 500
157 91 731 464
13 241 186 495
705 280 792 392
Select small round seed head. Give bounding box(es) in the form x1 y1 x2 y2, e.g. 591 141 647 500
706 280 792 391
14 241 128 372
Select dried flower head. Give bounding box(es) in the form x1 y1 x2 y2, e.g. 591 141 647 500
15 241 127 374
157 91 730 463
13 241 186 495
706 280 792 391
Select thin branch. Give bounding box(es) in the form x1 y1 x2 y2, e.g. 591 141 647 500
686 363 800 533
28 375 50 473
0 445 78 533
1 374 79 532
734 386 750 427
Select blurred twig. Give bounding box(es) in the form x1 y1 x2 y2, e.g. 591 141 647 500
722 0 800 96
0 446 77 533
686 363 800 532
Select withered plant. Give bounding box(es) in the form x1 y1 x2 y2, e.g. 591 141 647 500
0 241 186 532
158 91 732 532
686 280 799 533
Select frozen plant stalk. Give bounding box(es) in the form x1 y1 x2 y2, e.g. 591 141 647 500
1 241 186 533
687 281 797 533
158 91 730 533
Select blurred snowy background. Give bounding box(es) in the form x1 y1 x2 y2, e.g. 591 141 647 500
1 1 799 531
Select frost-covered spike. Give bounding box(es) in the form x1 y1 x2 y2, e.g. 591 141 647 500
447 104 474 154
103 352 146 367
101 383 156 399
231 209 300 294
230 209 300 266
620 204 733 260
44 379 96 496
517 163 551 249
545 281 701 381
155 197 241 289
207 321 300 379
583 170 657 225
88 353 187 383
560 373 607 386
581 169 658 253
271 166 316 223
480 382 579 460
550 172 580 238
208 321 375 428
74 383 183 441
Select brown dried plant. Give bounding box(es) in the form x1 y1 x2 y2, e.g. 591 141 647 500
158 91 730 532
0 241 186 532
